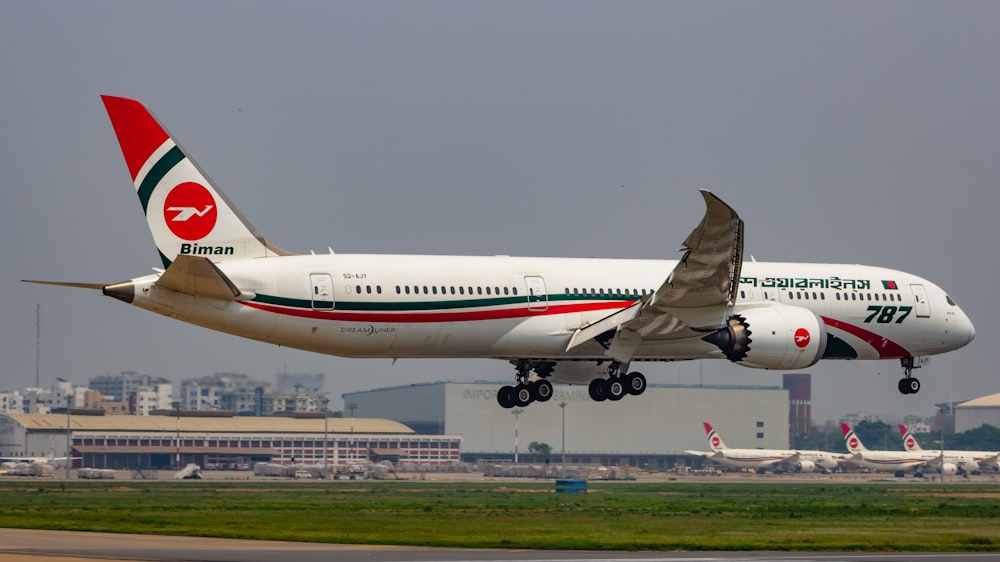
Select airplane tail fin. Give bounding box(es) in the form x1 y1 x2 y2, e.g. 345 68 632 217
840 422 869 453
898 424 924 452
703 422 728 451
101 96 292 268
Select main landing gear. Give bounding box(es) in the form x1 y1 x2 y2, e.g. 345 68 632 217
897 357 921 395
496 360 649 408
497 361 555 409
588 361 647 402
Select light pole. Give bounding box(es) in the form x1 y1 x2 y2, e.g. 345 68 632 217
173 401 181 469
348 403 357 462
511 407 523 463
320 394 330 479
65 393 72 480
559 402 567 479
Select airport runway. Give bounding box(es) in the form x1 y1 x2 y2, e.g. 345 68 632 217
0 529 996 562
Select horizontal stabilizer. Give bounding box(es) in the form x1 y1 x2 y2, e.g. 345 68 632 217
156 255 248 301
22 280 106 290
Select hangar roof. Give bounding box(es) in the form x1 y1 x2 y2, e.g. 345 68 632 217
2 414 414 434
959 393 1000 408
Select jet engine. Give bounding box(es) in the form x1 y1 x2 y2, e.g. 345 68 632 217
938 462 958 476
794 460 817 473
702 304 827 370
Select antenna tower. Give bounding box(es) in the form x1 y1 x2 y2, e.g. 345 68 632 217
36 304 41 388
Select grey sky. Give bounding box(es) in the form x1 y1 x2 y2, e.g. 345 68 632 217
2 1 997 423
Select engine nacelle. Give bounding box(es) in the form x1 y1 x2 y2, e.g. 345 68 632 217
794 460 817 473
939 462 958 476
702 304 827 370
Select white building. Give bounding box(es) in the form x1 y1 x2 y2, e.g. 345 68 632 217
344 381 789 469
0 390 24 414
131 383 173 416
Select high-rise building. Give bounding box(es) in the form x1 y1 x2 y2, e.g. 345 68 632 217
783 373 811 437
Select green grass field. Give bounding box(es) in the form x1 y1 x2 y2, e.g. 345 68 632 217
1 480 999 551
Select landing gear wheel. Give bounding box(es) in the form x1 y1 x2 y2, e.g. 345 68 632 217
497 385 516 408
589 378 608 402
607 378 626 401
532 379 554 402
514 385 532 407
898 377 920 394
625 372 647 396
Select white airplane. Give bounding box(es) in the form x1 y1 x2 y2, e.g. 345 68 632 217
26 96 975 409
0 456 77 467
898 424 997 474
840 422 972 476
685 422 843 473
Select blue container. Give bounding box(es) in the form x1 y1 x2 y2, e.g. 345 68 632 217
555 479 587 493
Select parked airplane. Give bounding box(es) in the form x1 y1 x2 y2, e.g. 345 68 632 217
0 456 76 466
898 424 997 473
685 422 843 472
25 96 975 408
840 422 971 476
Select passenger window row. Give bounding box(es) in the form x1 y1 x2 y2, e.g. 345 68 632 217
394 285 518 297
563 287 651 298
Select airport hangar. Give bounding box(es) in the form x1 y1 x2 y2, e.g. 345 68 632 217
344 379 800 470
956 392 1000 432
0 413 461 470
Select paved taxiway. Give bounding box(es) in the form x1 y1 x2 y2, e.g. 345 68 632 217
0 530 996 562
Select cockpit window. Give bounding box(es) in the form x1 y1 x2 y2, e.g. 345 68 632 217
946 295 957 306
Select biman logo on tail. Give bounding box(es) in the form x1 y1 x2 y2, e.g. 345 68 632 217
165 182 217 240
164 182 233 256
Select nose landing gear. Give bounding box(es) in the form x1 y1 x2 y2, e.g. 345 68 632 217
897 357 921 395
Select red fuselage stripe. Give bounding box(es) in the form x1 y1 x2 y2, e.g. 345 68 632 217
242 300 631 323
821 316 910 358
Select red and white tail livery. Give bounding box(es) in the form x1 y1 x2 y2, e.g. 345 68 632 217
101 96 288 267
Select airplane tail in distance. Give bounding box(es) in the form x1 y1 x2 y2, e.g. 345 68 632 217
840 422 869 454
101 96 291 268
898 424 924 451
703 422 728 451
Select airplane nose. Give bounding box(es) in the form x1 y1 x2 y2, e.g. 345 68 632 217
955 308 975 348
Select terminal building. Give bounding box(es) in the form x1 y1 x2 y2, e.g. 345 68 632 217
344 381 792 469
0 412 461 470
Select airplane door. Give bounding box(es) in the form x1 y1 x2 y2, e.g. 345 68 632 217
310 274 335 310
524 275 548 312
910 284 930 317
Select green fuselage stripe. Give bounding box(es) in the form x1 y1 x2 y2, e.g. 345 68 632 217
252 292 628 312
137 145 185 214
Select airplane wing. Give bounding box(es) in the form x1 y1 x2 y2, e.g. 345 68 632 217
684 450 715 458
783 452 802 464
567 190 743 361
979 454 1000 469
842 453 866 466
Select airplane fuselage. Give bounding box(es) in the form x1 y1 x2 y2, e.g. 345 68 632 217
117 255 973 384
